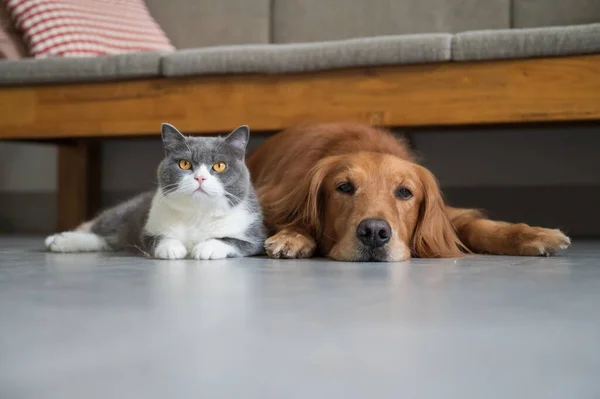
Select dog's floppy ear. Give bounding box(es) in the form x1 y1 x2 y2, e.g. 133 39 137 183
411 165 466 258
263 155 341 237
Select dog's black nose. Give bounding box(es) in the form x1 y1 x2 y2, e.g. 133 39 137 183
356 219 391 248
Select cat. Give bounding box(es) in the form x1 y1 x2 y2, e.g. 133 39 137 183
45 123 266 260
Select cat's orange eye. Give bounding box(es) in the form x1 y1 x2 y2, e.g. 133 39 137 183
212 162 227 173
178 159 192 170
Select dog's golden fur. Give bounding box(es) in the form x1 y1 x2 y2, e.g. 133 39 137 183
248 123 570 261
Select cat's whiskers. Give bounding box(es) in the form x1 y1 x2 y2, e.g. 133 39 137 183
159 187 180 197
154 187 189 207
159 188 181 199
223 191 246 205
160 182 180 190
157 181 181 194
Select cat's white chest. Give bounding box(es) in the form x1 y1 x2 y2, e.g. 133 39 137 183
144 194 254 250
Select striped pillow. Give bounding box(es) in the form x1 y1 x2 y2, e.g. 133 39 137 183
5 0 174 57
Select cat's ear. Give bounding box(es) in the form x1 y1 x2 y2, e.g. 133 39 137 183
224 125 250 153
161 123 188 155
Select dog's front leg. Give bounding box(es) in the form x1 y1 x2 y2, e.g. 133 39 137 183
264 228 317 259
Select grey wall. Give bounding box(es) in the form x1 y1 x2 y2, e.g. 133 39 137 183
0 142 57 233
1 125 599 235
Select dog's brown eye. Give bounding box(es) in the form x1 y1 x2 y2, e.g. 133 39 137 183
336 182 355 195
395 186 413 200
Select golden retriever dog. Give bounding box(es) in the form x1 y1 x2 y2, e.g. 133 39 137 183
247 123 571 262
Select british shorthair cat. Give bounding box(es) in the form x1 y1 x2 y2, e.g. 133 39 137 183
45 123 265 259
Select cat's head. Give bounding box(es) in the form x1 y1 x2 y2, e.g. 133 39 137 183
157 123 251 207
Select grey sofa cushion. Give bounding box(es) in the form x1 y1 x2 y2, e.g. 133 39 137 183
162 34 452 76
272 0 509 43
0 52 163 85
453 24 600 61
513 0 600 28
145 0 270 49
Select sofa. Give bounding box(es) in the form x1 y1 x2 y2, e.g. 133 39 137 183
0 0 599 231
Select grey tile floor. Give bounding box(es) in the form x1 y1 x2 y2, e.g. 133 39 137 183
1 237 599 399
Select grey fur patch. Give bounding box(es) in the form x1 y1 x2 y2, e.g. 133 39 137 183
218 186 266 256
140 233 162 256
91 191 153 252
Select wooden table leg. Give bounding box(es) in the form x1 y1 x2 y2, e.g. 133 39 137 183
56 140 101 232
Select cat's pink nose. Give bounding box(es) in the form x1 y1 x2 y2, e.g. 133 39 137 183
195 176 207 184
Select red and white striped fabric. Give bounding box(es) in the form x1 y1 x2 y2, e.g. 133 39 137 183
5 0 174 57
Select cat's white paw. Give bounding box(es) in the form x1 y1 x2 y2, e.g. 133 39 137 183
154 239 187 260
45 232 108 253
191 239 233 260
45 235 57 249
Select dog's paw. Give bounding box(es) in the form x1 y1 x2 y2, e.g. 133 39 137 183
191 239 232 260
154 239 187 260
512 226 571 256
265 230 316 259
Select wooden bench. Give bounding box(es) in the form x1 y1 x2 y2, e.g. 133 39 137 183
1 54 599 231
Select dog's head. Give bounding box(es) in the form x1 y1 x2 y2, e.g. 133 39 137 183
275 152 465 261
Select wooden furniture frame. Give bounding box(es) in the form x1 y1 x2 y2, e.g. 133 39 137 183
1 55 599 230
